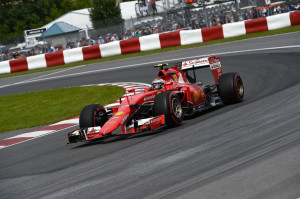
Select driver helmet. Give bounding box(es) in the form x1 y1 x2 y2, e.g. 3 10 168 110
152 78 165 89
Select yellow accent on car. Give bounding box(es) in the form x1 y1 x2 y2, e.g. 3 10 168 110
115 111 124 116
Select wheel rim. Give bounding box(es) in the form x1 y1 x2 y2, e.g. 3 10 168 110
172 98 182 118
236 77 244 97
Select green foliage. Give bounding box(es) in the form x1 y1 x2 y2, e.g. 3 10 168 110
90 0 124 36
0 0 92 44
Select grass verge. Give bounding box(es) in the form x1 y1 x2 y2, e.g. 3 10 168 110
1 24 300 79
0 85 125 133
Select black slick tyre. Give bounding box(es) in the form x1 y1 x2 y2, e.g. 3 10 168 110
79 104 107 128
217 72 244 104
153 92 183 127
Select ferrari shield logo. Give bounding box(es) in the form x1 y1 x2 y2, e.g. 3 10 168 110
173 74 178 82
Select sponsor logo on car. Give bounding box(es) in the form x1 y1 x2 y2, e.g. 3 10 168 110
209 57 221 70
144 95 155 101
182 58 209 68
87 126 101 134
194 58 208 65
210 62 221 70
121 114 129 125
182 60 194 66
150 117 160 124
106 121 116 124
209 56 220 64
173 74 178 82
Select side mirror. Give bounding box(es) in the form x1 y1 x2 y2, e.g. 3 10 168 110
127 88 136 93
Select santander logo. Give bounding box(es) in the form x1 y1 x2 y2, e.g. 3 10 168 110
194 59 208 64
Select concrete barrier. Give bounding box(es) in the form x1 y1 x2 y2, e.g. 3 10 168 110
82 45 101 60
223 21 246 38
290 10 300 25
10 57 28 73
45 51 64 67
0 60 11 74
1 11 299 75
27 54 47 70
201 25 224 42
100 41 121 57
139 33 161 51
180 29 203 45
159 30 181 48
63 47 84 64
120 37 141 54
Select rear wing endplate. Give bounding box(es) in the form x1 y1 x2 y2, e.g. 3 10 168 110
181 56 223 83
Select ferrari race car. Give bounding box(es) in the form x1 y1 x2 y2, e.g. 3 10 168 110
68 56 244 143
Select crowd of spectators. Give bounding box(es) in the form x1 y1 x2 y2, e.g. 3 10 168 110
0 49 33 62
0 45 58 62
1 1 299 62
76 1 300 44
207 2 300 27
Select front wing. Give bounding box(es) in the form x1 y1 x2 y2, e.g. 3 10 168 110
68 114 165 143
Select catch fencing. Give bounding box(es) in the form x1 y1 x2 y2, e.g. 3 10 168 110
0 11 299 75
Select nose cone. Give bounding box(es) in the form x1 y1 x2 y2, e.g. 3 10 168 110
100 110 128 135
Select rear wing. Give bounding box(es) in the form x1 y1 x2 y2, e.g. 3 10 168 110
181 56 223 83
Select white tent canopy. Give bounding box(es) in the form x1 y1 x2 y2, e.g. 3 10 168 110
42 9 93 33
42 1 139 30
24 1 140 47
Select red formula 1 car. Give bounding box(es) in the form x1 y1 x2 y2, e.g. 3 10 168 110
68 56 244 143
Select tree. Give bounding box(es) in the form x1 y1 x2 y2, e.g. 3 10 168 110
89 0 124 36
0 0 92 44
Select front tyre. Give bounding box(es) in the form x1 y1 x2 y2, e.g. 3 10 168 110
153 92 183 127
217 72 244 104
79 104 108 128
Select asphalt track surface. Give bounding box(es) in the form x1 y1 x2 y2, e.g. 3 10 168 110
1 32 300 199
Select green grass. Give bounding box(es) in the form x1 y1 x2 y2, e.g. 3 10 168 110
0 85 125 133
1 24 300 79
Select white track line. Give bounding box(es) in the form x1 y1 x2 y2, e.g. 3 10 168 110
1 45 299 89
54 118 80 125
12 131 54 138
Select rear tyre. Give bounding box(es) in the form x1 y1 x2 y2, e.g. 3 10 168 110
79 104 108 128
153 92 183 127
217 72 244 104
